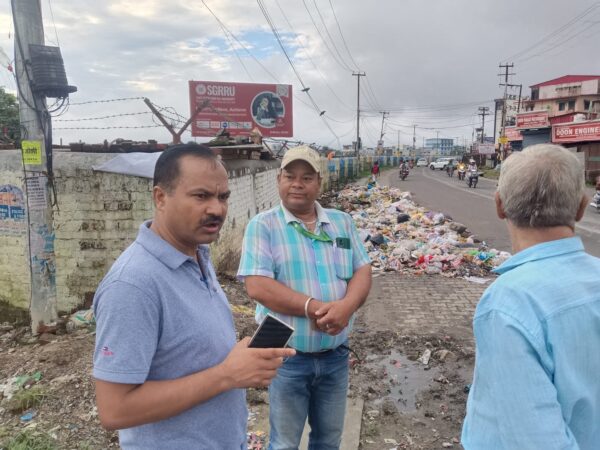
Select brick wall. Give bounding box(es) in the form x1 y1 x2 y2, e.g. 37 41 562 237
0 150 382 314
0 151 280 313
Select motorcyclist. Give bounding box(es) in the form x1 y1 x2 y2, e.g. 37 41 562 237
468 159 477 173
399 160 409 179
592 175 600 208
467 158 479 188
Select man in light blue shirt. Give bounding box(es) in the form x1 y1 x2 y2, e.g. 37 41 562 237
462 144 600 449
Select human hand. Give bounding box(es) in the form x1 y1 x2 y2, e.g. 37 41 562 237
220 337 296 389
314 301 354 335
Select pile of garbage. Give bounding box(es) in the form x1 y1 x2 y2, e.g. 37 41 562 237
324 185 511 278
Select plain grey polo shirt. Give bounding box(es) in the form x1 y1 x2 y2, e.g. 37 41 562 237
93 221 247 450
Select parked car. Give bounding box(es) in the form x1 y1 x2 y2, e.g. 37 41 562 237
416 158 427 167
429 158 453 170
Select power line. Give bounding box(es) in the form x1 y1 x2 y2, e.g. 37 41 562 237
68 96 145 105
311 0 354 71
301 0 353 72
328 0 361 70
504 2 600 62
272 0 353 111
53 124 164 130
54 111 152 122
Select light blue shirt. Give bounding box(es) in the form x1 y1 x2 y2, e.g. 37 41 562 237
462 237 600 450
93 221 247 450
237 202 370 353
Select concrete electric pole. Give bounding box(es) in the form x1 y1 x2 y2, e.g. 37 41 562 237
478 106 490 143
379 111 389 142
352 72 365 158
498 63 515 159
12 0 58 330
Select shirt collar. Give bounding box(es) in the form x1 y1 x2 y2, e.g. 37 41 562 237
280 201 330 225
493 236 584 275
136 220 208 270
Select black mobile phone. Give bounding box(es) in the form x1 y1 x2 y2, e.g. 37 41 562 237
248 314 295 348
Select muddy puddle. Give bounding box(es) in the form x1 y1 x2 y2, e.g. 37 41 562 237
367 350 441 413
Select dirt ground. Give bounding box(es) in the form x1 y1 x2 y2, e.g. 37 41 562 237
0 273 474 450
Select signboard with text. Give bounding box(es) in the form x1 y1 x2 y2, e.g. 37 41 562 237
475 143 495 155
504 127 523 141
189 81 293 137
552 120 600 144
516 111 550 129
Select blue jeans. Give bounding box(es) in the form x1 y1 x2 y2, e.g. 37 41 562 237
268 345 349 450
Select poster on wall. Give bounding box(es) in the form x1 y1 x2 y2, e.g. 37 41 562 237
0 185 26 235
25 174 48 210
189 81 293 138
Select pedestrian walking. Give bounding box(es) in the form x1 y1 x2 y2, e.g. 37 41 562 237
93 143 294 450
238 145 372 449
462 144 600 449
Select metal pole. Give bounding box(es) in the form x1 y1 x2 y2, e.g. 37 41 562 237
13 0 58 330
352 72 365 158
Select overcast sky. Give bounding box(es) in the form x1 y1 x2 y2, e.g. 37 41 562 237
1 0 599 149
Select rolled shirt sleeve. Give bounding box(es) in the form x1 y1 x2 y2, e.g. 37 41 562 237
237 215 275 280
93 280 160 385
462 309 580 450
346 216 371 271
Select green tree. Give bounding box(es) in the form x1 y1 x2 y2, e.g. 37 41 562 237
0 87 20 144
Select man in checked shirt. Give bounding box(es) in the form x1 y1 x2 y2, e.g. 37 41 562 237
238 146 372 450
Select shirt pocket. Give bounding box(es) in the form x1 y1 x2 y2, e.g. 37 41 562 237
334 246 354 280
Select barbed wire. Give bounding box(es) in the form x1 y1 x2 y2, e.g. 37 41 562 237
55 111 152 122
68 97 145 106
53 124 163 130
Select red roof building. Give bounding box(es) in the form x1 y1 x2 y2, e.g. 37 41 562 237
524 75 600 118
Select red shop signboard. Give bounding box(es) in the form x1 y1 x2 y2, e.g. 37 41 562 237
552 120 600 144
516 111 550 129
189 81 293 137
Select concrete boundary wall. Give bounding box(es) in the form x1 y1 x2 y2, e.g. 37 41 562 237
0 150 396 313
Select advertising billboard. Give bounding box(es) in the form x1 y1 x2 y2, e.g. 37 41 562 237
552 120 600 144
504 127 523 141
516 111 550 129
475 143 495 155
189 81 293 137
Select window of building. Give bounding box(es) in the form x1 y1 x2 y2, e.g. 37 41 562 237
531 89 539 101
584 100 591 110
558 102 566 111
568 100 576 110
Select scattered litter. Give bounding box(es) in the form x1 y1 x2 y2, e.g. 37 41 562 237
384 438 399 445
247 430 266 450
464 384 472 393
321 186 510 277
67 309 95 332
20 411 36 422
442 442 454 448
231 305 255 316
464 276 493 284
418 349 431 365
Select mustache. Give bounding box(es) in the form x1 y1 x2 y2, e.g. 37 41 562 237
199 215 224 227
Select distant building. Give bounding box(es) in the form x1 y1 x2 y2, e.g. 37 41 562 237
523 75 600 118
425 138 454 155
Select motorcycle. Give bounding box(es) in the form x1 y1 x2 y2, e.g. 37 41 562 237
457 164 466 181
446 165 455 177
399 165 409 180
467 169 478 188
590 191 600 213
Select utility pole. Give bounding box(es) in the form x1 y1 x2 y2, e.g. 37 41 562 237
498 63 515 160
352 72 365 158
397 130 400 155
412 124 417 155
478 106 490 143
379 111 389 142
13 0 58 330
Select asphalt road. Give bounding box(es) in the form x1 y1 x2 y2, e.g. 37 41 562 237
383 167 600 257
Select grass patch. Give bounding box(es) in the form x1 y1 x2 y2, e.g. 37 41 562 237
1 429 58 450
210 226 243 276
7 386 48 413
482 168 500 180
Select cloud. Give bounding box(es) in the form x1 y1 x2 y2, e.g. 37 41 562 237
0 0 599 147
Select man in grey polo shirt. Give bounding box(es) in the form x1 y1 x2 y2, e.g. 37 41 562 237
93 143 294 450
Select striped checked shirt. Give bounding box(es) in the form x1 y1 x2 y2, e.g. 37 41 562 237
237 202 370 353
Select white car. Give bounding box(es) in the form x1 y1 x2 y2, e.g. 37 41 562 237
429 158 452 170
416 158 427 167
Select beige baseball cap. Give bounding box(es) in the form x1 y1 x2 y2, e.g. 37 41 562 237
281 145 321 174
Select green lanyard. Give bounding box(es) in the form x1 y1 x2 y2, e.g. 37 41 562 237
290 221 333 243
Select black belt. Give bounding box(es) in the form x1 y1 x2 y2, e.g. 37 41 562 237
293 344 359 361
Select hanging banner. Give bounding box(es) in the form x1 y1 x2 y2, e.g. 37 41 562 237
22 140 42 165
189 81 293 138
552 120 600 144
